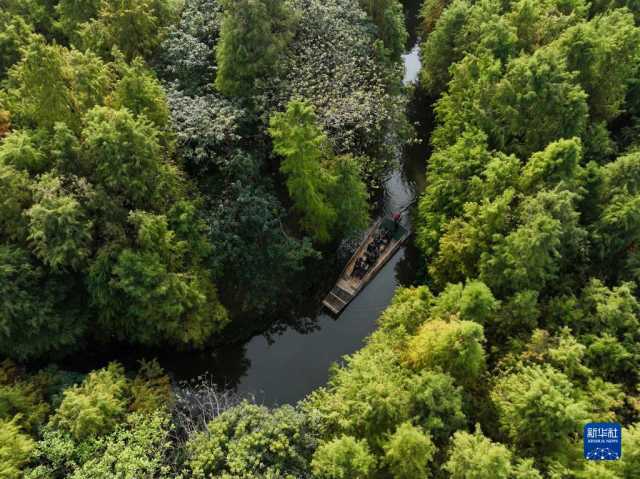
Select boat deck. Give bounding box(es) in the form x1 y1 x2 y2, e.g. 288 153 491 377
322 218 409 315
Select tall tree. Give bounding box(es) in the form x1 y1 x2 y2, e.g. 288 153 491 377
215 0 294 97
269 99 336 242
328 155 370 238
358 0 408 61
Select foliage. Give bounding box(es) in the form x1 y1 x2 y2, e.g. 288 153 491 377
305 324 467 449
186 402 318 478
383 422 435 479
5 1 640 478
2 40 111 131
357 0 408 61
0 417 35 479
206 153 317 314
215 0 295 97
0 12 36 79
76 0 179 60
269 99 336 241
110 57 170 129
157 0 223 94
0 361 49 434
443 426 542 479
89 209 228 346
166 88 244 171
491 364 590 459
50 363 128 441
269 99 369 242
405 319 486 385
260 0 405 182
26 174 93 271
311 435 375 479
328 155 371 238
66 413 172 479
0 245 85 360
129 360 173 414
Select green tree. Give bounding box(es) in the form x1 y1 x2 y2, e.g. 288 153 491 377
215 0 294 97
491 364 590 458
3 41 111 131
187 402 317 478
67 412 172 479
269 99 336 242
429 281 498 325
420 0 472 95
309 354 467 450
0 361 49 434
54 0 101 39
358 0 408 61
311 435 375 479
0 417 35 479
0 245 85 360
207 153 317 315
305 346 415 448
383 422 436 479
556 9 640 122
420 0 454 37
506 0 589 53
443 427 513 479
1 0 57 39
491 47 589 157
0 12 36 79
594 152 640 283
0 130 48 174
110 57 170 129
81 106 165 209
377 286 433 335
50 363 128 441
129 360 172 414
444 426 543 479
479 189 587 295
406 319 486 385
328 154 370 238
26 174 93 271
521 138 583 193
0 162 32 241
89 211 228 346
78 0 179 60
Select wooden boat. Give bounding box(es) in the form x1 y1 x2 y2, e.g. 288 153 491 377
322 217 410 315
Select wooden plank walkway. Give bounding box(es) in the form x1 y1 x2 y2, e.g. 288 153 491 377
322 217 410 315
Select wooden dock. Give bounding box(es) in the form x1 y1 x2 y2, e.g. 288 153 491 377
322 217 410 315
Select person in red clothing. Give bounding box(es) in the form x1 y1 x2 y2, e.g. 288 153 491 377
392 212 401 232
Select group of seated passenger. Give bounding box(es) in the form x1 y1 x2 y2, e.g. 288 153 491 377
351 228 392 279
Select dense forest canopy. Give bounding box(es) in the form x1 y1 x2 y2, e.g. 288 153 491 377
2 0 640 477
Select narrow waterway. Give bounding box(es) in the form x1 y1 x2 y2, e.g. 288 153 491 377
173 45 428 406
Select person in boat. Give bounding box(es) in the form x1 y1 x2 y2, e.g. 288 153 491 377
392 212 401 232
352 257 367 278
374 232 388 249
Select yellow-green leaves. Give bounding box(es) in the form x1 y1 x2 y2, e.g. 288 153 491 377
405 319 486 385
51 363 128 441
0 417 35 479
269 99 369 242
